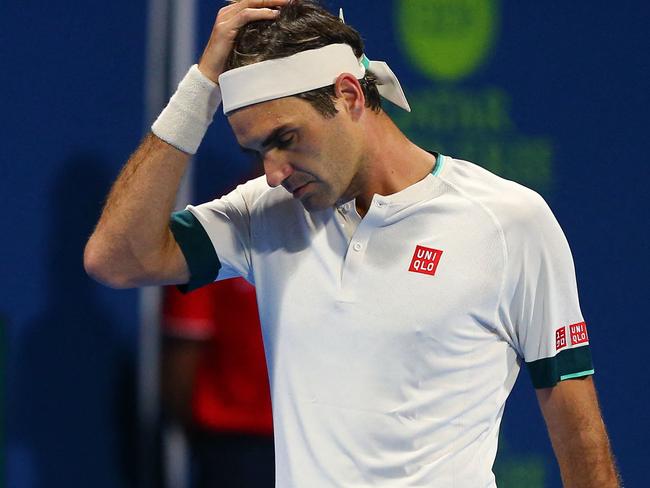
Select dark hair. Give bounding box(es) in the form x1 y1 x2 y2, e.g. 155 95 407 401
224 0 382 117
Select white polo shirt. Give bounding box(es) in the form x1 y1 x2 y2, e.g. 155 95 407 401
170 154 594 487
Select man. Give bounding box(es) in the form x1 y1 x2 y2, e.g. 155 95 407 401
161 281 274 487
85 1 620 486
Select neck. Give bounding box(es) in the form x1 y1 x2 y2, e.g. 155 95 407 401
352 111 436 216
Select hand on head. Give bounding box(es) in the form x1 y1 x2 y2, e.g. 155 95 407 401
198 0 289 83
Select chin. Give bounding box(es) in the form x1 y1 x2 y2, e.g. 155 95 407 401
300 192 335 212
300 199 328 213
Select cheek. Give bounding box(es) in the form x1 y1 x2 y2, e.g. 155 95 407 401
298 119 358 183
329 129 360 174
332 118 364 159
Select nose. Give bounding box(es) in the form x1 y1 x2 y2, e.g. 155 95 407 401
263 150 293 188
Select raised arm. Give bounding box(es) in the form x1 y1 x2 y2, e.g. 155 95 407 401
84 0 287 289
536 376 620 487
84 135 191 288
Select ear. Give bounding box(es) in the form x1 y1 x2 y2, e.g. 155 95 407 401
334 73 365 120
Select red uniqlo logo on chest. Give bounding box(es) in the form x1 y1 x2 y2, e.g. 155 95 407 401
569 322 589 346
555 327 567 351
408 245 443 276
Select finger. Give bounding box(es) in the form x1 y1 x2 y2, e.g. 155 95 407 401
226 7 282 31
218 2 245 23
240 0 290 9
219 0 287 23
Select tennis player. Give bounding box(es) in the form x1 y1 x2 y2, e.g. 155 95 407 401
85 1 620 486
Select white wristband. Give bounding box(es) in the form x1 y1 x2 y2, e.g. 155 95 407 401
151 65 222 155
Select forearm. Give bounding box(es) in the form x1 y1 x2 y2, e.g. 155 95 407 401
549 415 619 487
538 378 620 487
84 133 190 287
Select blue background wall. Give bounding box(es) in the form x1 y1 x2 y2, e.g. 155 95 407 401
1 1 145 486
2 1 648 486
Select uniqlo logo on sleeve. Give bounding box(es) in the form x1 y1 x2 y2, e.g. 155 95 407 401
555 327 567 351
569 322 589 346
408 245 443 276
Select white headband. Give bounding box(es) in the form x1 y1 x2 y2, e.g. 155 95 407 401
218 43 411 115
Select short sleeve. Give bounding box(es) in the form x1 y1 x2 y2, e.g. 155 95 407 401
499 193 594 389
169 176 269 292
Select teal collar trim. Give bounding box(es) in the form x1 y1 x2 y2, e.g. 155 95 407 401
361 54 371 70
432 153 445 177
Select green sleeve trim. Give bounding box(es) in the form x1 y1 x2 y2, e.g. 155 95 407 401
169 210 221 293
526 345 594 389
560 369 595 381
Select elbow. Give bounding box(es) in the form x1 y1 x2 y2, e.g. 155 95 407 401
83 238 138 289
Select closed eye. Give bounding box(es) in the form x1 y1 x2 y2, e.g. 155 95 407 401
275 133 295 150
238 126 296 159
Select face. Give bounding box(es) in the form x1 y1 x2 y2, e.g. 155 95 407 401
228 96 366 212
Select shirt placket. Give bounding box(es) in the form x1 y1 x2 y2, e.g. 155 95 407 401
337 197 389 303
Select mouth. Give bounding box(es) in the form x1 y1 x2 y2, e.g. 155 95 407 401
291 183 311 199
286 181 313 199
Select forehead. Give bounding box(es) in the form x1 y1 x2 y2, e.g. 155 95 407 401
228 96 322 147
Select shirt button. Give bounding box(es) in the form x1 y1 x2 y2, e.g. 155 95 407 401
353 242 363 252
375 200 386 208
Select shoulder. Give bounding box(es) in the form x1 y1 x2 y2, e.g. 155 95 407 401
228 175 273 207
183 175 293 230
221 175 294 213
438 156 555 239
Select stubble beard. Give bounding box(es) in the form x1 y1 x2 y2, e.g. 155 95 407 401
299 182 337 212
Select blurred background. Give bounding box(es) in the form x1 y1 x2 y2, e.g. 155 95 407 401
1 0 648 486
